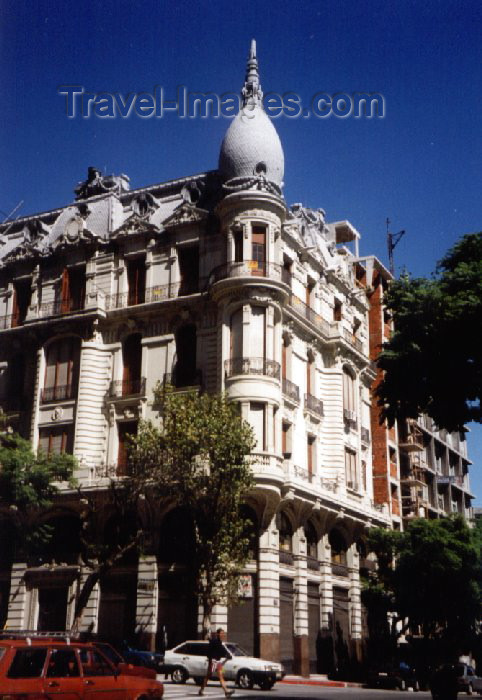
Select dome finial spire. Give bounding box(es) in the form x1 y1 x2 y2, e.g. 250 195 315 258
242 38 263 106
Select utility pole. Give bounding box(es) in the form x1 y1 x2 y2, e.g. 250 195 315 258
387 217 406 276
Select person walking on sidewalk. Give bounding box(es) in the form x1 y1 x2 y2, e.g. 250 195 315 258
199 628 234 697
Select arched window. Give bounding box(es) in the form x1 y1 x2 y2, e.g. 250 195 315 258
277 512 293 553
34 515 81 566
122 334 142 396
304 521 318 559
174 325 197 387
329 529 347 566
43 337 80 403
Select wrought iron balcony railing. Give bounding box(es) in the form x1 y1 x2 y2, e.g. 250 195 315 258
209 260 284 285
41 384 76 403
289 294 333 337
105 280 201 310
282 377 300 403
225 357 280 380
109 377 147 398
304 393 324 417
39 299 85 317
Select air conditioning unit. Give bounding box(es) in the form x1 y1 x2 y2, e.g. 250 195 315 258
344 408 357 423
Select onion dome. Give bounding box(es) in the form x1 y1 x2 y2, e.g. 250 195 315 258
219 40 284 191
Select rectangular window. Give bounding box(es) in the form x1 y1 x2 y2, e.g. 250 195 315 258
43 338 80 402
250 306 266 359
345 448 357 489
334 299 342 322
178 246 199 295
249 402 265 451
38 425 74 455
306 280 315 308
342 370 355 413
127 258 146 306
12 279 31 326
307 435 315 476
251 225 266 275
60 266 86 313
234 230 243 262
117 421 138 476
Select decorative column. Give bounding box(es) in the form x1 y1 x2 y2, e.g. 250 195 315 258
318 535 335 675
293 527 309 676
348 544 363 665
258 520 280 661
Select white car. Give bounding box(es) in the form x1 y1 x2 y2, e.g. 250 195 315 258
163 640 285 690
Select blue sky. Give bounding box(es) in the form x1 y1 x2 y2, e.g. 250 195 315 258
1 0 481 502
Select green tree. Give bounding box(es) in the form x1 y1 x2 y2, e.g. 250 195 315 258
0 431 76 553
129 385 255 636
363 517 480 665
376 232 482 432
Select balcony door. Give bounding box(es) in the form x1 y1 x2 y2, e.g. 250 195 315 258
43 337 80 402
122 334 142 396
127 258 146 306
60 267 85 313
12 280 31 326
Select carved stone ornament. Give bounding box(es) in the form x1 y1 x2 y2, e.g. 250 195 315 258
74 167 130 200
112 215 160 240
130 192 157 218
51 406 64 422
163 201 209 229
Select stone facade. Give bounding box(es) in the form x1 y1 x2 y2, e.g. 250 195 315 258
0 41 473 675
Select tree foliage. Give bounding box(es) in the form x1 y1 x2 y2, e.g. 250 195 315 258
363 517 480 663
377 232 482 432
0 432 76 551
128 385 256 635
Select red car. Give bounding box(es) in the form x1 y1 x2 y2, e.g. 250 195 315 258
0 637 164 699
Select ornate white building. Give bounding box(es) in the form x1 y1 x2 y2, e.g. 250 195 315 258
0 41 472 676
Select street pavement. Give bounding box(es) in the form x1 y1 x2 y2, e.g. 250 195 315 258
160 678 433 700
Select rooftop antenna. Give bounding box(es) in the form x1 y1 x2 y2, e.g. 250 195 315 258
1 200 24 237
387 217 406 276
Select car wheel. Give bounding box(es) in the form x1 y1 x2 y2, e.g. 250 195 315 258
237 669 254 689
258 679 274 690
171 666 188 684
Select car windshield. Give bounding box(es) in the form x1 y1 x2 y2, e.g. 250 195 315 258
225 643 248 657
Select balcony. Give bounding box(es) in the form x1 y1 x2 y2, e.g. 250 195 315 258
225 357 280 380
40 384 76 403
109 377 147 398
105 281 200 310
162 369 203 391
331 563 349 577
209 260 284 285
343 328 364 353
343 408 357 427
39 299 85 318
284 461 314 484
307 556 320 571
399 419 424 451
289 293 334 337
282 377 300 404
304 393 324 418
0 313 26 330
279 549 294 566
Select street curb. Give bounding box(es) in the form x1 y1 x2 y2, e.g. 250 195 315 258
280 679 364 688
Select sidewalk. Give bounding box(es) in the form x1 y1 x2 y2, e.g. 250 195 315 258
281 674 363 688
